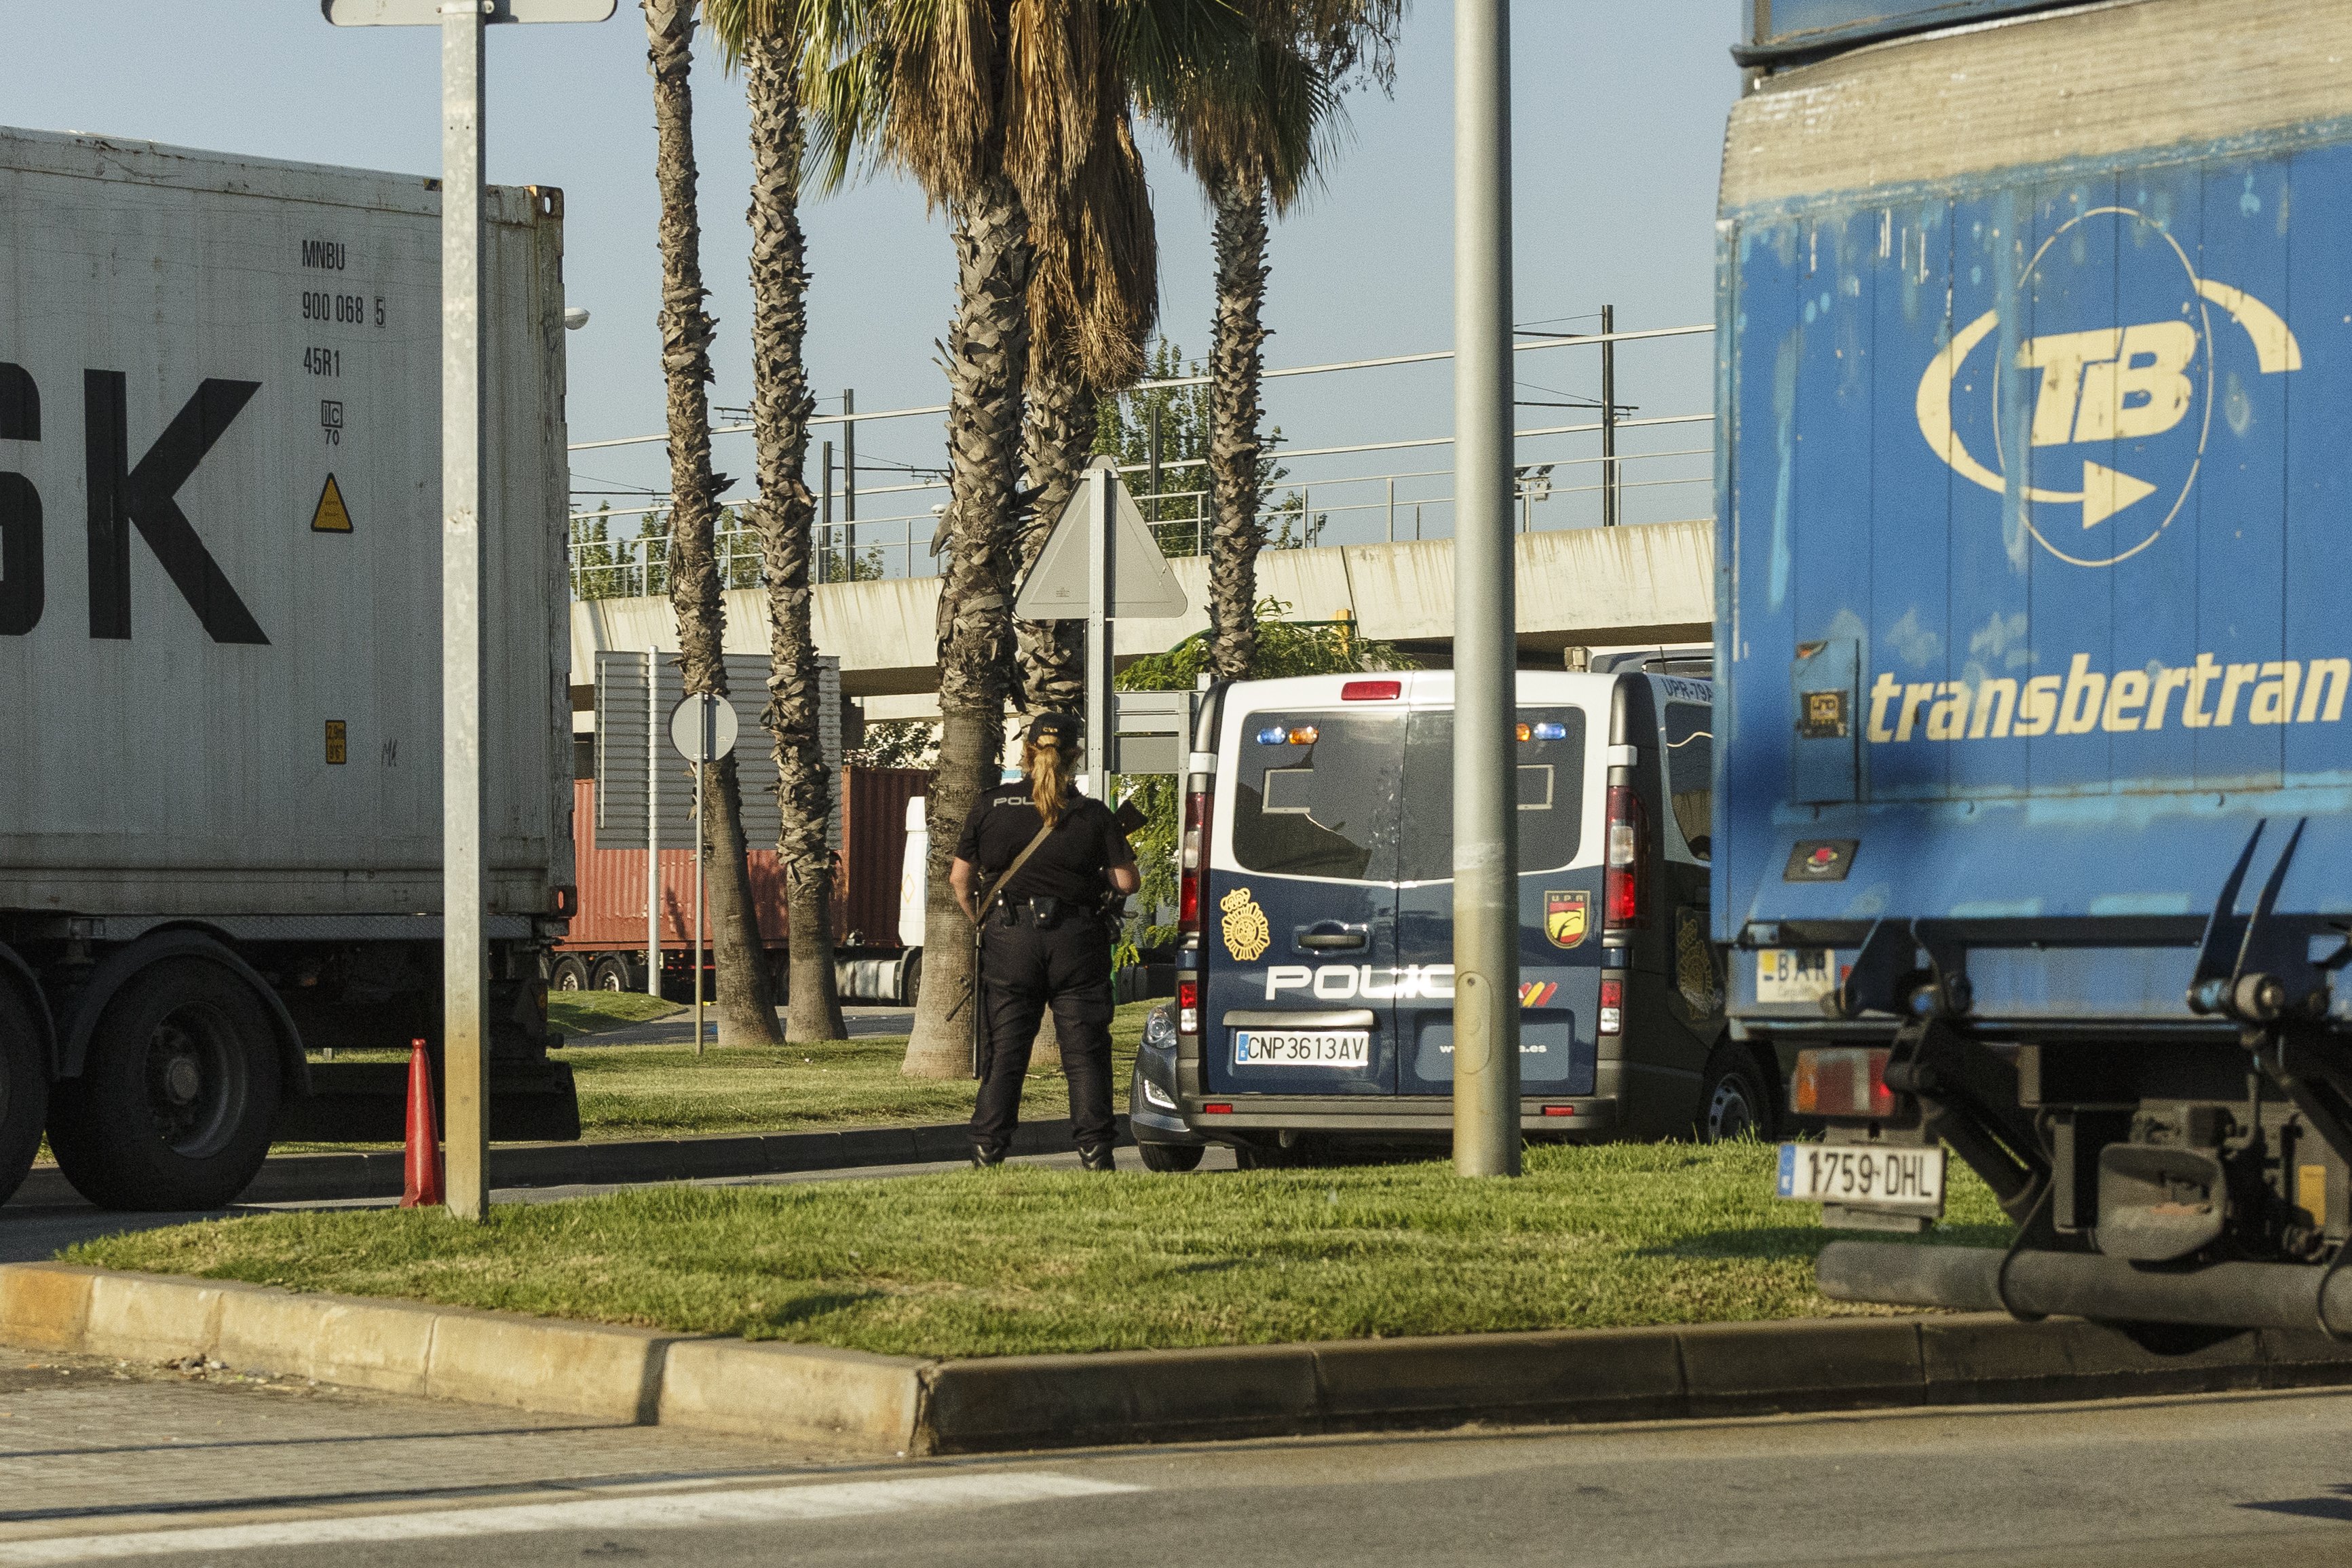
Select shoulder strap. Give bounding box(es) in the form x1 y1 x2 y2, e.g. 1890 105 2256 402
972 814 1058 925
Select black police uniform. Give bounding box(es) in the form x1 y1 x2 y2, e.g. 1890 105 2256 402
958 779 1133 1162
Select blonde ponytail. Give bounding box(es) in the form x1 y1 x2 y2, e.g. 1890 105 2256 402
1027 732 1071 827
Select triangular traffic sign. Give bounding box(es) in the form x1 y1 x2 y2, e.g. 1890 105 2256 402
1014 457 1190 620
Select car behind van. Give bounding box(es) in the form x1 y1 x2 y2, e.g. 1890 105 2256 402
1131 661 1765 1168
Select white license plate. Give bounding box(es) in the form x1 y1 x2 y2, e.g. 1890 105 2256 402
1756 947 1836 1004
1777 1141 1945 1216
1234 1031 1369 1068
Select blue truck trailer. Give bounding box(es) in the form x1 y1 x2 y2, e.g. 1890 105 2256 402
1720 0 2352 1329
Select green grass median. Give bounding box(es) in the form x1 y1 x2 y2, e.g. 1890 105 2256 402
286 1000 1154 1149
67 1143 2012 1358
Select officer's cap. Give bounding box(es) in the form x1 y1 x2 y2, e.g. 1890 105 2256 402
1027 712 1082 750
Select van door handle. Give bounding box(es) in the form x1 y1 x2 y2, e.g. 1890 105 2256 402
1297 925 1368 951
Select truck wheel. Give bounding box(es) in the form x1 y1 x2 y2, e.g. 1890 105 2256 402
1137 1141 1204 1173
591 957 633 993
1697 1046 1772 1143
899 951 922 1010
47 958 282 1211
0 987 50 1206
550 955 592 992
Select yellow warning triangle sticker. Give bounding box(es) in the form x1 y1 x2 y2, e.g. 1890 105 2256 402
311 474 354 533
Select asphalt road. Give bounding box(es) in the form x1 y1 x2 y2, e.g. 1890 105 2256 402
2 1341 2351 1566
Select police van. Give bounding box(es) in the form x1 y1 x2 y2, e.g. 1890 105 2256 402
1130 659 1760 1169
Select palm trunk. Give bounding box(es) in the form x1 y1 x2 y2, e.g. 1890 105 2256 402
902 174 1034 1080
1207 174 1272 682
1014 351 1093 714
745 32 846 1043
645 0 780 1046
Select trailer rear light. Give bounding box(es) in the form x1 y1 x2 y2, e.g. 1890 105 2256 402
1202 1102 1233 1114
1604 784 1645 930
1177 978 1198 1036
1177 785 1211 938
552 885 577 916
1792 1048 1897 1119
1541 1105 1576 1117
1599 976 1623 1035
1342 680 1401 701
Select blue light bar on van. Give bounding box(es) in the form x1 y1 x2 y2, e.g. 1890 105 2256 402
1256 726 1287 744
1255 725 1320 746
1531 722 1567 742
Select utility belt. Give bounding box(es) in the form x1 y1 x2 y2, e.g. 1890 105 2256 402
991 894 1103 930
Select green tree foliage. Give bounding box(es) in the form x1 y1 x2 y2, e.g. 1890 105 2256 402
1114 597 1414 942
1095 340 1306 559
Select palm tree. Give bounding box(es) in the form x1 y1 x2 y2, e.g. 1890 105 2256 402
643 0 784 1046
706 0 850 1042
804 0 1276 1078
1166 0 1398 681
1016 79 1160 714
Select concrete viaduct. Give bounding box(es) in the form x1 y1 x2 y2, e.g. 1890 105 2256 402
569 517 1713 721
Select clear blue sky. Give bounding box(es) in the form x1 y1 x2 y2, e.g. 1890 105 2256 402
2 3 1741 546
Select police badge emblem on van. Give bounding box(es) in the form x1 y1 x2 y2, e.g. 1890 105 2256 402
1545 890 1589 949
1219 886 1271 961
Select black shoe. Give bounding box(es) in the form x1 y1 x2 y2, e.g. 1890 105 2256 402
1078 1144 1116 1172
970 1145 1006 1169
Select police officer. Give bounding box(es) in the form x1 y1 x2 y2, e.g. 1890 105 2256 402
950 712 1139 1170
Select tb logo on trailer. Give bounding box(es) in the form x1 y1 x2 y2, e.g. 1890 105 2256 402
1914 206 2302 569
0 364 268 643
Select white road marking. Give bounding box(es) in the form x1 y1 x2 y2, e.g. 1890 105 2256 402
0 1471 1139 1563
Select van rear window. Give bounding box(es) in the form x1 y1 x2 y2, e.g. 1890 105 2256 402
1397 708 1587 881
1664 703 1711 860
1228 712 1402 882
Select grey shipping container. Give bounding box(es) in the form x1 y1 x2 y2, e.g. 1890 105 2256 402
0 127 577 1210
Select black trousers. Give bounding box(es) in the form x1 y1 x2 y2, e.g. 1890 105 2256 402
970 913 1117 1155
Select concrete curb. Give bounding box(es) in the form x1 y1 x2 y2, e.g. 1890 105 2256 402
9 1117 1124 1209
10 1261 2352 1456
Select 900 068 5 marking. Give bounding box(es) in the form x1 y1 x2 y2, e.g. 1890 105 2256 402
1777 1141 1945 1217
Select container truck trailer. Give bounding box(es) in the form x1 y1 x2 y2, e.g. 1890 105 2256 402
1720 0 2352 1331
554 767 928 1003
0 127 579 1211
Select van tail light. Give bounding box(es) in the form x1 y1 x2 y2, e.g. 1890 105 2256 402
1342 680 1401 701
1177 978 1198 1037
1604 783 1646 930
1598 976 1623 1036
1177 782 1211 939
1793 1048 1897 1119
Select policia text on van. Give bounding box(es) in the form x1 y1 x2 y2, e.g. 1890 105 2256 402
1128 662 1771 1168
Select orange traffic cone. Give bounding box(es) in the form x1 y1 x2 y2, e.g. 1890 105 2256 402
400 1036 444 1209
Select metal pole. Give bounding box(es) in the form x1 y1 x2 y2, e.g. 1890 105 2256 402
440 0 490 1221
818 438 832 586
645 648 660 998
693 710 705 1057
1085 461 1112 801
1148 400 1162 525
1600 303 1618 528
1451 0 1521 1178
843 387 856 565
1388 477 1396 543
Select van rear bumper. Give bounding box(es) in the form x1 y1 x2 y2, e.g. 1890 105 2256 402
1178 1094 1620 1138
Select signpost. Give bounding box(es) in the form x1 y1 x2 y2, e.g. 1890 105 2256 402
322 0 616 1221
1015 456 1187 800
668 693 737 1056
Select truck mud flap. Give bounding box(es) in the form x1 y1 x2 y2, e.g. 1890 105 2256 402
1819 1240 2352 1333
273 1061 581 1144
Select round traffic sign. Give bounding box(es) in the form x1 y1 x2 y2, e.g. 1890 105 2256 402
668 692 738 763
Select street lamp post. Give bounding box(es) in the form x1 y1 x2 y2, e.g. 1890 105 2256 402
1452 0 1521 1178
